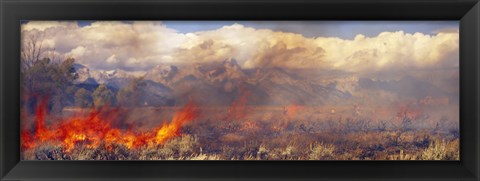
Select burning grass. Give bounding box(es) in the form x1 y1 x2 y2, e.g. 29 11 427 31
21 99 459 160
22 98 198 152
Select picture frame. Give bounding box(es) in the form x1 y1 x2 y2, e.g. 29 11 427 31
1 0 479 180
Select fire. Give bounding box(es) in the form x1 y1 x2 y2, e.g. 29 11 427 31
21 98 198 152
273 103 304 131
240 120 260 132
20 131 35 150
284 104 303 118
155 102 197 144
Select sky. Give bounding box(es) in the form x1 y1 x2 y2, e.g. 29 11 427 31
20 21 459 75
161 21 458 39
71 20 458 39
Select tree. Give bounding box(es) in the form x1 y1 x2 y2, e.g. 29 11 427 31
20 32 76 113
21 57 78 113
116 88 133 107
116 78 146 107
21 32 45 70
51 96 64 113
92 84 114 108
75 88 93 108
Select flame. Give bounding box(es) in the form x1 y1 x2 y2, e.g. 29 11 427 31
21 98 198 152
155 102 197 144
239 120 260 132
21 131 35 150
285 104 303 118
272 103 304 131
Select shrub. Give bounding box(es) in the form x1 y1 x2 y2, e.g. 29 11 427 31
421 140 448 160
308 142 335 160
388 150 417 160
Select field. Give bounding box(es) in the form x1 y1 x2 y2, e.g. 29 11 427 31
19 20 460 161
21 105 459 160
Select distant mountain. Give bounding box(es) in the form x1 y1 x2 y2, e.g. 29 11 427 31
204 58 246 83
72 63 172 106
358 76 447 99
138 80 174 106
74 63 139 85
144 64 179 86
73 64 91 84
73 59 452 107
142 59 352 106
90 69 139 84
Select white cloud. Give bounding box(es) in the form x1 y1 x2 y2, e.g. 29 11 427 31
106 54 118 63
313 31 459 73
21 21 76 31
21 21 459 74
66 46 87 59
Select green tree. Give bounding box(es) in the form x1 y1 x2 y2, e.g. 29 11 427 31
116 77 146 107
74 88 93 108
116 88 133 107
22 57 78 112
92 84 114 108
20 33 78 113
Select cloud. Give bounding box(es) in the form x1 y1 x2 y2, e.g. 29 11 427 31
313 31 459 73
21 21 459 74
21 21 76 31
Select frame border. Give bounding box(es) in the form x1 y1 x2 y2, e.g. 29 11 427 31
1 0 479 180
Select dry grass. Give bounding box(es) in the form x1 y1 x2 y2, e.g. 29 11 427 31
22 112 460 160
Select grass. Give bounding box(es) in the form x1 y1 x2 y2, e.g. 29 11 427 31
21 107 460 160
22 131 459 160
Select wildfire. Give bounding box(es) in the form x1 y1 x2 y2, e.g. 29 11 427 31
272 103 304 131
240 120 261 132
284 104 303 118
21 99 198 152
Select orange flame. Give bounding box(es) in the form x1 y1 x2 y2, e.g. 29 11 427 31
21 98 198 152
285 104 303 118
239 120 261 132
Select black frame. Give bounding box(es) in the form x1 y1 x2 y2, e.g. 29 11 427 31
1 0 479 180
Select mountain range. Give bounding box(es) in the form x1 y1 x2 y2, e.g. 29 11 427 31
72 58 452 107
